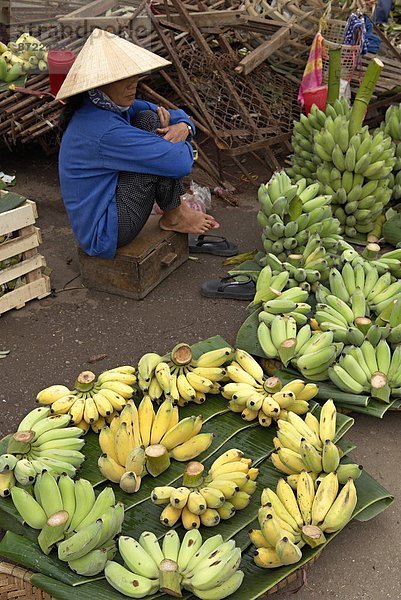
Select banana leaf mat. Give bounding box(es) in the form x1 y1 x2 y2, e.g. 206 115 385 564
0 336 394 599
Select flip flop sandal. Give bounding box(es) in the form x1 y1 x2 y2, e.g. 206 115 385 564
200 275 255 300
189 234 239 257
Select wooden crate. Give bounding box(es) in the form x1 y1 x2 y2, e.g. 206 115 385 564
77 215 188 299
0 192 51 315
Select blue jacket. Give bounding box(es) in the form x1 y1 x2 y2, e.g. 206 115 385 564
59 97 194 258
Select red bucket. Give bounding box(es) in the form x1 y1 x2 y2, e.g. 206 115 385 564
303 86 328 115
48 50 75 96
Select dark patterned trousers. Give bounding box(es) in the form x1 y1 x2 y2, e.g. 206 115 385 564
115 110 184 247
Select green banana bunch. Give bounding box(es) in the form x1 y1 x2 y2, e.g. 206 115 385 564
137 343 233 406
0 407 85 494
289 327 340 382
314 258 401 345
36 366 136 433
222 350 318 423
329 339 401 403
105 530 244 599
258 168 341 267
286 99 351 185
379 103 401 201
10 473 123 573
151 449 258 530
251 469 358 568
315 113 395 239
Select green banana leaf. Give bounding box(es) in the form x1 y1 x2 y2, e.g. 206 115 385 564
0 336 393 600
228 257 263 283
235 306 265 358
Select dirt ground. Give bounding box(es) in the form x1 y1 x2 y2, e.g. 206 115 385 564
0 148 400 599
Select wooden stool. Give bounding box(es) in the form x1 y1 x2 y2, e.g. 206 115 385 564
77 216 188 299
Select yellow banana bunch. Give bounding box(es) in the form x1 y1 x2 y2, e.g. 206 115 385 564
270 400 342 476
223 356 318 426
137 343 233 406
36 366 136 433
251 470 358 568
98 397 214 492
151 449 259 529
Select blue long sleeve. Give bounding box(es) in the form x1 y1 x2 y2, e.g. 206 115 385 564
100 125 194 178
59 96 195 258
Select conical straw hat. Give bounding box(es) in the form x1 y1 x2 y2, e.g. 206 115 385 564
56 28 171 100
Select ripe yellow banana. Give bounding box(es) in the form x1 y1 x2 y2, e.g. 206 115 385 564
98 454 125 483
150 399 174 445
169 433 214 461
99 426 118 462
297 471 315 525
160 416 197 450
195 347 234 368
137 395 155 447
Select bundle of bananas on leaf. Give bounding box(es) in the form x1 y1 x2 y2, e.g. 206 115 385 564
0 407 85 496
98 397 214 492
251 473 358 568
10 473 123 574
315 258 401 344
329 341 401 403
257 171 341 265
315 116 395 238
286 98 351 185
137 344 231 406
221 349 318 422
378 104 401 201
262 231 340 290
270 400 351 477
259 319 342 381
358 242 401 278
151 449 259 529
36 366 136 433
252 264 313 313
0 34 48 83
105 529 244 600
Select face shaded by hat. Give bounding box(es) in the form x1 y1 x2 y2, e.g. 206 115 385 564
56 28 171 100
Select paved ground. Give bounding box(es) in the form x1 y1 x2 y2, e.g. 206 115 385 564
0 151 400 599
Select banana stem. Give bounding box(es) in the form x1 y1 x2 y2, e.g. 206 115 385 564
171 343 193 366
354 317 372 335
278 339 297 367
182 461 205 488
301 524 326 548
38 510 69 555
370 372 391 403
362 243 380 260
7 431 34 454
263 376 282 393
349 58 384 137
145 444 171 477
327 46 341 105
159 559 182 597
74 371 96 392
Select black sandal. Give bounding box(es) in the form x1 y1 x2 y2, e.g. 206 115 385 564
200 275 255 300
189 234 238 257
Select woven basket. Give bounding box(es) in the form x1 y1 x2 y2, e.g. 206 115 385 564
320 18 362 83
0 561 53 600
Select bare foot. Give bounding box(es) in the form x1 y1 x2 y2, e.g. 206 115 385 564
159 204 220 234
